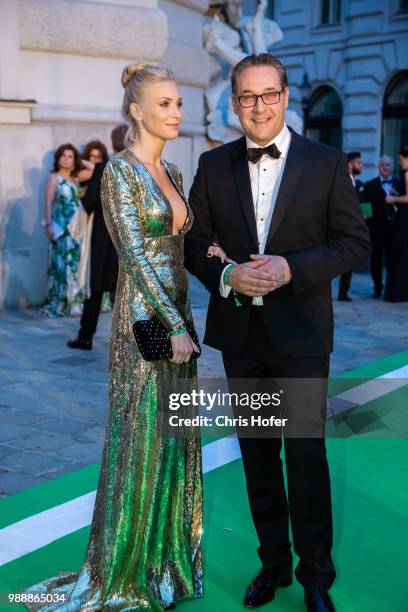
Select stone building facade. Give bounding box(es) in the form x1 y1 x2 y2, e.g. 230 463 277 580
250 0 408 177
0 0 209 308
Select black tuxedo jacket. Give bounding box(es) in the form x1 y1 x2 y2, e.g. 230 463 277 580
354 178 365 199
361 176 401 226
82 161 118 293
184 131 371 359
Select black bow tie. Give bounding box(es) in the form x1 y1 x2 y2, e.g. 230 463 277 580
381 179 392 184
247 143 281 164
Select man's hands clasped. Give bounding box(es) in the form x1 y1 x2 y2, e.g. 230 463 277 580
246 254 292 294
207 245 292 298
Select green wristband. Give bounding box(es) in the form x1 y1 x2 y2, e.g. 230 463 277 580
169 325 187 337
224 263 235 287
223 264 242 307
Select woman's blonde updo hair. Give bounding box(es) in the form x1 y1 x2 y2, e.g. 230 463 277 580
121 63 175 145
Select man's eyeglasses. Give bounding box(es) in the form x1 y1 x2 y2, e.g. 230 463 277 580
235 90 284 108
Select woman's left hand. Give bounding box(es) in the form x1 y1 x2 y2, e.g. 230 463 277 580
385 195 395 204
207 245 236 264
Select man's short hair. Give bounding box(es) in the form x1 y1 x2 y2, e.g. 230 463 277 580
231 53 289 94
347 151 361 162
111 124 127 153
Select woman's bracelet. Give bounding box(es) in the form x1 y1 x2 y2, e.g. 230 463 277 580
169 325 187 337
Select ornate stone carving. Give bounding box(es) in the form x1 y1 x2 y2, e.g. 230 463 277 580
204 0 302 142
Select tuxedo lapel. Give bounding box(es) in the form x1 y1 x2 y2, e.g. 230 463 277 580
229 137 259 250
373 176 384 199
265 131 306 249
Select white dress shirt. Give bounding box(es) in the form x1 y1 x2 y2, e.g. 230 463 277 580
220 123 292 305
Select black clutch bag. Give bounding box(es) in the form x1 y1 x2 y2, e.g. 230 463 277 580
132 318 201 361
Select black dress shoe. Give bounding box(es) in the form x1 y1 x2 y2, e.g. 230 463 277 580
338 294 352 302
244 565 292 608
304 583 335 612
67 338 92 350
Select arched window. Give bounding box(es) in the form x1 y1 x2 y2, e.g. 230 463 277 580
306 86 343 149
320 0 342 24
382 71 408 164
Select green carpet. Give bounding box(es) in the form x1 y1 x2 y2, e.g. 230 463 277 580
1 439 406 611
1 351 407 611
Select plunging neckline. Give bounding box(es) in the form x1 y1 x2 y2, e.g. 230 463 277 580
126 149 190 236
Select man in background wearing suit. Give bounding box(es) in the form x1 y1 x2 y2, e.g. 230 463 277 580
67 125 126 350
185 54 371 612
362 155 400 298
337 151 366 301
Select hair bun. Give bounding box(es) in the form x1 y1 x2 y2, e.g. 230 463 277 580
121 64 146 89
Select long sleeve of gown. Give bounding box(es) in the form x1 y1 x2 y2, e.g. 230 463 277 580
101 157 184 329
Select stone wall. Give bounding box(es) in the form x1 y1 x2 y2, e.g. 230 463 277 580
0 0 209 308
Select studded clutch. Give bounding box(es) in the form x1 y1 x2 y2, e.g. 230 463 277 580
132 318 201 361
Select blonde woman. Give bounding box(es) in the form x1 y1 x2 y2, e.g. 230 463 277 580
25 65 202 611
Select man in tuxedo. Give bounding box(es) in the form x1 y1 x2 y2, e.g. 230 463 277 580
337 151 366 301
67 125 126 350
185 54 370 612
362 155 400 298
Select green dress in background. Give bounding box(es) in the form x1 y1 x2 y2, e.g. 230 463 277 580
24 151 203 610
43 175 83 317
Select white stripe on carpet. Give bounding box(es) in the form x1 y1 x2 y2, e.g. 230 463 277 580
333 365 408 408
0 435 241 566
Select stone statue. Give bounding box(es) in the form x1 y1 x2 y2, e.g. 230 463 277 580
204 0 303 143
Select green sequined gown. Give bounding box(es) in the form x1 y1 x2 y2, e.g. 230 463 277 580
24 150 203 611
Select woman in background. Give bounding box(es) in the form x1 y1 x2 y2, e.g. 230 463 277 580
384 145 408 302
83 139 109 165
80 139 109 195
43 143 88 317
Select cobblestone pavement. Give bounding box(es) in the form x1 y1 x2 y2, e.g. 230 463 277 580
0 273 407 497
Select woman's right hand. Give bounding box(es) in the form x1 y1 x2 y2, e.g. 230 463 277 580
169 331 200 364
45 226 55 241
207 245 236 264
